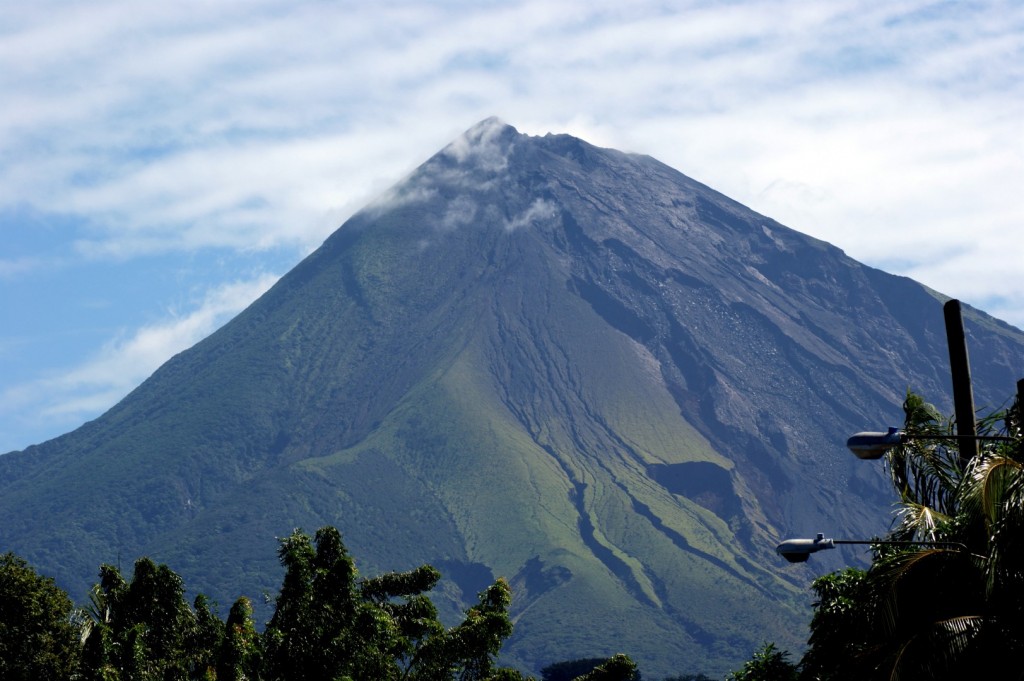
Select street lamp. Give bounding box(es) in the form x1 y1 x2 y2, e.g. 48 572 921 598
775 533 836 563
785 301 1020 565
776 533 965 563
845 428 1015 460
846 427 903 460
790 299 1022 678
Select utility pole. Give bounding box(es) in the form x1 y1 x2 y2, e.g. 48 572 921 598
1017 378 1024 439
943 299 979 466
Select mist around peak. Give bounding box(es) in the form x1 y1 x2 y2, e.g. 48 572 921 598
442 117 519 172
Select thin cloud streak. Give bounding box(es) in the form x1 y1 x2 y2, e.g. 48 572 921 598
0 274 279 452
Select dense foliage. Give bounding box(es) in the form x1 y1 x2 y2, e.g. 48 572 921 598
0 552 82 681
798 388 1024 680
0 527 644 681
541 657 641 681
725 643 798 681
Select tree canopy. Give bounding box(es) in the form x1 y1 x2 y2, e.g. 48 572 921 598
0 552 82 681
0 527 639 681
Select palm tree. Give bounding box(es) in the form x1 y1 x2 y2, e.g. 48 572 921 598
809 390 1024 680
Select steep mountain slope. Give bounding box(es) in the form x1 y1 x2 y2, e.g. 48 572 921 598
2 118 1022 677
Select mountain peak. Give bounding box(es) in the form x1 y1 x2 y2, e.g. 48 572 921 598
468 115 514 134
2 120 1023 678
439 117 521 173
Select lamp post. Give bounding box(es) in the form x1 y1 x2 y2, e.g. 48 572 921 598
776 533 966 563
845 428 1015 460
781 302 1021 566
944 299 979 464
841 300 979 464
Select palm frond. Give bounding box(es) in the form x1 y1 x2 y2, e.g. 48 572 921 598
887 393 963 515
887 615 985 681
964 455 1022 527
891 501 950 541
871 548 950 633
84 583 111 624
959 451 1024 596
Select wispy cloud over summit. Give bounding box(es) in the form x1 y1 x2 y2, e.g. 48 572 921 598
443 117 515 171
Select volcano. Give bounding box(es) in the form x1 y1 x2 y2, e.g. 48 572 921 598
2 118 1022 677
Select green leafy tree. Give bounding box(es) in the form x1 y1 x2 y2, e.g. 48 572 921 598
191 594 225 680
800 568 874 680
567 653 637 681
263 526 377 680
263 526 525 681
408 578 523 680
541 658 619 681
80 557 219 681
727 643 798 681
540 656 641 681
216 597 262 681
0 552 82 681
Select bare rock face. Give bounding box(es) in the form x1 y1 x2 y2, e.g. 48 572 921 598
2 118 1022 677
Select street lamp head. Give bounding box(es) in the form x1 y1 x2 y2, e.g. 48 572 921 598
775 534 966 563
775 533 835 563
846 427 1015 460
846 427 903 459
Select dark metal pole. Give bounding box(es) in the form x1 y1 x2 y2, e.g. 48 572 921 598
1017 379 1024 449
944 299 979 465
1017 378 1024 433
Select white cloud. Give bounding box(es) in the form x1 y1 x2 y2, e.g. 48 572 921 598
2 0 1023 449
506 199 558 232
442 117 513 172
0 255 52 279
442 196 479 231
61 275 276 391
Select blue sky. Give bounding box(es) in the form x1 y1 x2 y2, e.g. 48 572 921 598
2 0 1022 453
